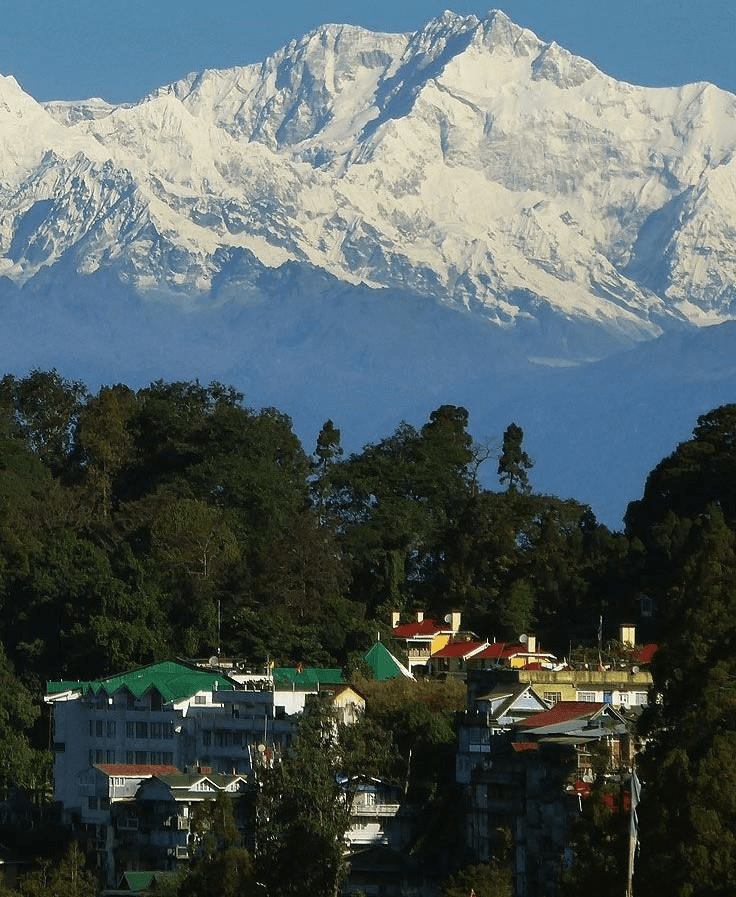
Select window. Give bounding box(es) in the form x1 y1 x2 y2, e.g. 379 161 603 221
151 751 162 764
163 752 174 765
195 695 207 705
544 692 562 705
635 692 648 706
163 723 175 740
106 721 116 738
88 797 98 810
215 730 232 748
135 722 148 739
126 722 135 739
135 751 147 764
150 722 162 739
620 692 630 705
95 749 104 763
106 750 115 763
126 751 134 764
577 691 596 702
95 720 103 737
202 731 212 747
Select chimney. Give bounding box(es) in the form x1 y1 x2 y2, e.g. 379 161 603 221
416 611 424 623
451 611 461 633
620 624 636 648
391 611 401 628
526 634 537 654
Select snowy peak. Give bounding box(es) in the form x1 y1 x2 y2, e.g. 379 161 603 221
2 10 736 362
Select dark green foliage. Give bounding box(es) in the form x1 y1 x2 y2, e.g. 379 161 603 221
17 842 96 897
0 642 49 799
0 370 87 477
177 793 256 897
625 409 736 895
497 422 533 494
636 507 736 896
440 861 512 897
559 742 631 897
255 698 353 897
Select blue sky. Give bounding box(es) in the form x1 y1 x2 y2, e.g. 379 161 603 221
3 1 735 103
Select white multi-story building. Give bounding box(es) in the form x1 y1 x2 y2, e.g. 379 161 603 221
45 659 353 885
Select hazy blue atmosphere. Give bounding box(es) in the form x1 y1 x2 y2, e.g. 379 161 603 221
3 1 735 103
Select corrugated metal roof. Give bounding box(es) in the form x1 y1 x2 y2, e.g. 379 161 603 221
96 764 180 778
391 618 443 638
272 667 343 687
516 701 605 729
96 661 235 701
432 639 487 658
362 642 414 680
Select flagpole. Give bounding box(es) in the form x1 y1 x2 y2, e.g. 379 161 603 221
626 765 641 897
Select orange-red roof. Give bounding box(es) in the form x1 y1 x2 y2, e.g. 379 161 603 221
473 642 555 661
432 639 487 659
96 764 180 778
516 701 603 729
473 642 518 660
392 618 443 638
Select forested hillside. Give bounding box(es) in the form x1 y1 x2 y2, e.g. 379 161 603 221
0 371 638 686
1 370 735 895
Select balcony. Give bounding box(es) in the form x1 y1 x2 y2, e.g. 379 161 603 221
351 803 400 818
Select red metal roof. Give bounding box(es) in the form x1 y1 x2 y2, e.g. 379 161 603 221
392 618 443 638
432 639 487 658
473 642 517 659
517 701 604 729
96 764 180 778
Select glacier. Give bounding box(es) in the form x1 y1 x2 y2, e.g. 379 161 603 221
1 9 736 527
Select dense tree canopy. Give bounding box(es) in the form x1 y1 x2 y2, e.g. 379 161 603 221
1 370 733 893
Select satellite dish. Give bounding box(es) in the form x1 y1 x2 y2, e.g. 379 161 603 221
632 666 640 674
208 656 218 666
444 614 452 623
519 634 528 644
257 744 266 753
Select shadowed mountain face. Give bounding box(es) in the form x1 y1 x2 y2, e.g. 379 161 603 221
1 9 736 527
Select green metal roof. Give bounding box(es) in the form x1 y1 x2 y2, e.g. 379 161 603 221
363 641 413 680
118 870 175 893
46 680 92 695
119 871 156 891
272 667 343 688
48 661 235 703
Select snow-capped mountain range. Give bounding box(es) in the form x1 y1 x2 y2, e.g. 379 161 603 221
1 9 736 527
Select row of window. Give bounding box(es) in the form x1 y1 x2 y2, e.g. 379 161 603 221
89 693 165 712
89 720 175 739
543 691 649 705
201 730 290 750
575 691 648 705
88 749 175 766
